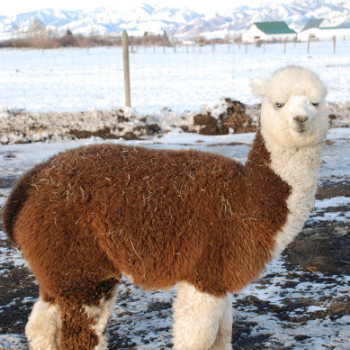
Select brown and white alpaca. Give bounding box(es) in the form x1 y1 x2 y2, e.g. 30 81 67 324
3 66 328 350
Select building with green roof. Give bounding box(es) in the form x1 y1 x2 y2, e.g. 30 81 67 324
242 21 297 43
298 18 350 41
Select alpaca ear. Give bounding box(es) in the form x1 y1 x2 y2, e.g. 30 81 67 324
251 77 269 98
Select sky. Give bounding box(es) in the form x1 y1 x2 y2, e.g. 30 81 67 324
0 0 295 17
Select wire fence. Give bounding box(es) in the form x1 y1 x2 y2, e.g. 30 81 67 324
0 39 350 113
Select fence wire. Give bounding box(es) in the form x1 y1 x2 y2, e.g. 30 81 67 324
0 40 349 113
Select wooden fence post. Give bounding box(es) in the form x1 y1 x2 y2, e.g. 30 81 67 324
245 42 247 54
122 31 131 108
333 36 336 54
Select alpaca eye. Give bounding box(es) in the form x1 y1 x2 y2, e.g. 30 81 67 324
276 102 284 108
311 103 318 107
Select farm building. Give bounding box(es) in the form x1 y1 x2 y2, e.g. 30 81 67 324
242 22 297 43
182 40 196 46
298 18 350 41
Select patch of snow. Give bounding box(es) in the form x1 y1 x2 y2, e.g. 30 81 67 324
199 97 231 119
0 334 26 350
327 128 350 140
307 305 328 313
310 196 350 222
0 230 26 268
315 196 350 209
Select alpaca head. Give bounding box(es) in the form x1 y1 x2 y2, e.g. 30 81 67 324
252 66 328 148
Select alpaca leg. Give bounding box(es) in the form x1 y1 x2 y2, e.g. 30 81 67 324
172 282 226 350
60 285 118 350
82 285 119 350
26 297 61 350
209 293 233 350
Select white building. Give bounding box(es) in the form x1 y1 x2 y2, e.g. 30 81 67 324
298 18 350 41
242 22 297 43
182 40 196 46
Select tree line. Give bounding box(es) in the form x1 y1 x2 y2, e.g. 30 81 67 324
0 19 172 49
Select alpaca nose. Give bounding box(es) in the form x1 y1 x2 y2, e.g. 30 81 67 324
294 115 308 124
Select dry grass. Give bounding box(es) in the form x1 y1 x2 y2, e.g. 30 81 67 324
0 32 173 49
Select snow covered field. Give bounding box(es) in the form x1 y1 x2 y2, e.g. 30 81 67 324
1 128 350 349
0 41 350 113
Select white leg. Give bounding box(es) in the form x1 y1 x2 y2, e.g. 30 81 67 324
83 286 118 350
173 282 226 350
209 293 233 350
26 298 61 350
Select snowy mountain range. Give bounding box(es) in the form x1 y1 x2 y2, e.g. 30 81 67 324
0 0 349 40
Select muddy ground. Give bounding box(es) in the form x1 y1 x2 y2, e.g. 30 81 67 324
0 177 349 349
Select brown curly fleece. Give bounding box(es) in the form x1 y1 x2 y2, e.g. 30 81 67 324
3 129 291 348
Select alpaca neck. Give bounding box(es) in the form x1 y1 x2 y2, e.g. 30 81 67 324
222 130 292 292
262 131 323 257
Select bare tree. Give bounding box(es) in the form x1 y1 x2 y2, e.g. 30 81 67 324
26 18 47 40
11 24 23 40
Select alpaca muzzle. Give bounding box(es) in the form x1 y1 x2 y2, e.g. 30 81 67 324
292 115 309 133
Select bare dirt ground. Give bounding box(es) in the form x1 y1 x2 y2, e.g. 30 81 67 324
2 101 348 146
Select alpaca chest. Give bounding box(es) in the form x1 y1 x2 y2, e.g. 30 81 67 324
265 143 323 258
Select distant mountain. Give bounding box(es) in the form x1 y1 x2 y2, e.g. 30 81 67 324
0 0 349 41
187 0 350 38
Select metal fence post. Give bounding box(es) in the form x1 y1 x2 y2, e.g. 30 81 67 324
122 31 131 108
333 36 336 54
307 37 310 54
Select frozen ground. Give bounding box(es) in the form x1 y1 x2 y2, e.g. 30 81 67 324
0 97 348 145
1 128 350 349
0 41 350 113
